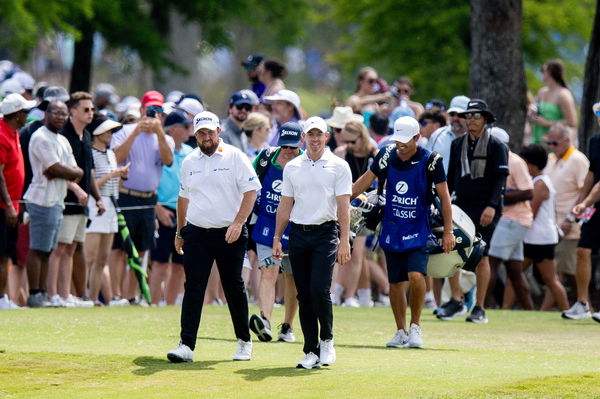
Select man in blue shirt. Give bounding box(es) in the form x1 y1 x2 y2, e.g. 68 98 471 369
150 111 193 305
353 116 455 349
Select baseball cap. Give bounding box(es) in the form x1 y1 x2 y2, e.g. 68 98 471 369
176 97 204 116
303 116 328 134
390 116 420 143
388 104 415 129
0 78 24 97
277 122 303 147
229 91 256 106
164 111 192 128
447 95 470 114
38 86 70 111
193 111 220 132
12 71 35 91
89 114 121 136
0 93 37 115
239 89 259 105
141 90 164 107
94 83 119 104
166 90 184 104
264 89 302 119
425 98 447 111
490 126 510 144
593 102 600 113
241 54 264 70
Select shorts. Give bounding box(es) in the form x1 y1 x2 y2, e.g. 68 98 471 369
555 239 577 275
523 243 555 264
26 203 63 253
457 202 499 257
0 208 18 260
111 193 156 252
578 207 600 253
58 214 88 244
86 196 118 234
384 247 429 284
151 213 183 265
256 242 292 274
487 218 529 261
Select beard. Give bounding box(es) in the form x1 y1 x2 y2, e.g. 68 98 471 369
450 121 464 133
199 139 219 155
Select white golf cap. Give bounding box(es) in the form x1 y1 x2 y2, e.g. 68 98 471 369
177 97 204 116
193 111 220 132
0 93 37 115
447 95 470 114
264 89 302 119
0 78 24 97
390 116 420 143
303 116 328 134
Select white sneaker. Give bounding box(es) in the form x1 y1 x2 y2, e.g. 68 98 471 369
342 297 360 308
408 323 423 348
562 302 592 320
278 323 296 343
319 339 336 366
76 296 94 308
50 294 68 308
386 330 408 348
232 339 252 361
357 289 374 307
375 294 390 307
0 294 23 309
592 312 600 323
296 352 320 369
109 296 130 307
167 342 194 363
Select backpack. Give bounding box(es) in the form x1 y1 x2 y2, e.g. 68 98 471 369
254 147 279 182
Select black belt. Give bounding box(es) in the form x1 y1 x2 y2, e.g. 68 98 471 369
291 221 338 231
187 224 229 233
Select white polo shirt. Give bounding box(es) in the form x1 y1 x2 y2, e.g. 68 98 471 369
282 147 352 225
179 139 261 228
24 126 77 207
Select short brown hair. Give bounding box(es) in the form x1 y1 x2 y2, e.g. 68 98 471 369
68 91 93 109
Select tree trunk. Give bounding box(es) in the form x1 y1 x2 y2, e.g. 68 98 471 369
469 0 527 152
69 23 95 93
579 0 600 152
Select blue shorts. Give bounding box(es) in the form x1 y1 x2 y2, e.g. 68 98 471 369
384 247 429 283
26 203 63 253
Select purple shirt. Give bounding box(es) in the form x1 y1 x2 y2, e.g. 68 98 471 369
110 123 174 192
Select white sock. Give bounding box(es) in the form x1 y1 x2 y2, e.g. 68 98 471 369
357 288 372 304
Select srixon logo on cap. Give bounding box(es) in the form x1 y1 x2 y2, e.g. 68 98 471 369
195 116 215 123
280 129 297 137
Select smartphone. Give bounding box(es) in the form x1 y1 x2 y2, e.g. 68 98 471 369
146 109 157 118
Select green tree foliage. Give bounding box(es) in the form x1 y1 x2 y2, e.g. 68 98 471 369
327 0 594 103
0 0 92 60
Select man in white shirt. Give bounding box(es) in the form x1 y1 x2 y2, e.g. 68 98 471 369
167 111 261 363
273 116 352 369
23 101 83 307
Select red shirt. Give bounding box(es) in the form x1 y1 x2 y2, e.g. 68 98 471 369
0 119 25 210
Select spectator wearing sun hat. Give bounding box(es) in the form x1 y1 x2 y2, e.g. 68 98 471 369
324 106 364 151
264 89 302 146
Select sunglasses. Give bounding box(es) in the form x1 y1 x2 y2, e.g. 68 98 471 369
595 110 600 117
463 112 483 120
366 79 376 84
448 112 459 118
81 107 95 113
331 128 342 134
148 106 164 114
280 145 298 150
397 88 411 94
544 137 566 147
235 103 252 111
345 139 357 144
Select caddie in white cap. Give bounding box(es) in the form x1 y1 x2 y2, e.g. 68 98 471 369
352 114 454 350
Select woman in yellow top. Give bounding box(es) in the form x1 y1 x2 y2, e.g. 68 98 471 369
528 59 577 144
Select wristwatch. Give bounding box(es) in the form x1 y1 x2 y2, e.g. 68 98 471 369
175 232 183 239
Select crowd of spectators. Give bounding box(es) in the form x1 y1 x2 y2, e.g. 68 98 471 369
0 56 599 327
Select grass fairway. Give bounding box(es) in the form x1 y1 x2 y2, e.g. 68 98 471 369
1 306 599 399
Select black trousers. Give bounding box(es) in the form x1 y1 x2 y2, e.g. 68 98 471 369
289 221 339 355
179 224 250 350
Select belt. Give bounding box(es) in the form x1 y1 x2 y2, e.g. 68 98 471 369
291 221 338 231
119 187 157 199
187 224 229 233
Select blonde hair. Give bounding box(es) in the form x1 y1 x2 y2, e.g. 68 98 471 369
242 112 270 138
343 121 375 156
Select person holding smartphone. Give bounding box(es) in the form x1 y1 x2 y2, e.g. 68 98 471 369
109 90 174 305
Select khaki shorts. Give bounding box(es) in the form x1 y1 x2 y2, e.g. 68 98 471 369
555 238 577 276
58 214 88 244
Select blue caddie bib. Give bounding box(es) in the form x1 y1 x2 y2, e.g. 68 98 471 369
252 164 290 250
379 149 431 252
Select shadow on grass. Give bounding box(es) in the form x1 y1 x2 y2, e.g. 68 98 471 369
235 366 326 381
132 356 229 375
